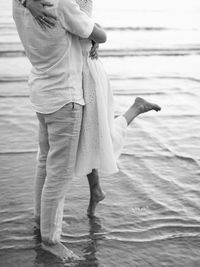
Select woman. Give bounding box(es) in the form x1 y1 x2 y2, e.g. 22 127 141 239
19 0 161 218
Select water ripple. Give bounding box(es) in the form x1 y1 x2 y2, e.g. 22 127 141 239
106 232 200 243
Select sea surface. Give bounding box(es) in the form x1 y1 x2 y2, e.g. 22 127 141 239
0 0 200 266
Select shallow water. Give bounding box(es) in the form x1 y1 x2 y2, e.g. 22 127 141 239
0 0 200 266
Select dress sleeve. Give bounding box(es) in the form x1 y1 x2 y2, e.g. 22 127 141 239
57 0 95 38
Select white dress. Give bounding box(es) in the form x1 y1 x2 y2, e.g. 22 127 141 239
75 0 128 176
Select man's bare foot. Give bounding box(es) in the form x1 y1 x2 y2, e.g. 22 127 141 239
123 97 161 125
41 242 80 261
87 186 105 218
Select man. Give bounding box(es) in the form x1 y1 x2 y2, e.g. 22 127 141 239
13 0 106 261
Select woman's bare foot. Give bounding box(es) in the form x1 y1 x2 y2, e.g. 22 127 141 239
42 242 80 261
134 97 161 113
87 187 105 218
123 97 161 125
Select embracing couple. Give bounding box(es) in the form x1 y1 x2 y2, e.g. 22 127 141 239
13 0 161 262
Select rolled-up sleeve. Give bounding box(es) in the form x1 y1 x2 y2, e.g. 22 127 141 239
57 0 94 38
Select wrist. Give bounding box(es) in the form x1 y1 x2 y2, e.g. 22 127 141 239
19 0 27 7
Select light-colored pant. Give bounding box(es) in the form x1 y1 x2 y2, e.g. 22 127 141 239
35 103 83 244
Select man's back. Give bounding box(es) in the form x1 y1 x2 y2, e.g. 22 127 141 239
13 0 94 114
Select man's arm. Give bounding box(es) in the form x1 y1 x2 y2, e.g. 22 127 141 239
58 0 106 43
88 24 107 44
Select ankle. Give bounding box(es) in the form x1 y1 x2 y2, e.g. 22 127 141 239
123 109 139 126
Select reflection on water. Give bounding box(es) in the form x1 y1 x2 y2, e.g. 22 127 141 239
82 217 103 266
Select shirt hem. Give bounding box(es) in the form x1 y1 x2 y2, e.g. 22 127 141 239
33 100 85 114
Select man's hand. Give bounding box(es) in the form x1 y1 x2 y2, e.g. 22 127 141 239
89 41 99 60
26 0 57 29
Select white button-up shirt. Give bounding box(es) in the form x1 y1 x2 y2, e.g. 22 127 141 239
13 0 94 114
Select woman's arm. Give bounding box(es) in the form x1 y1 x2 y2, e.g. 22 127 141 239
24 0 107 43
23 0 57 29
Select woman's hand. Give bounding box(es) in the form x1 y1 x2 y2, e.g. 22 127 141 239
26 0 57 29
89 41 99 60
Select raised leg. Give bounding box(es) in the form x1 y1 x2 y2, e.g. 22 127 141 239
87 169 105 217
123 97 161 125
